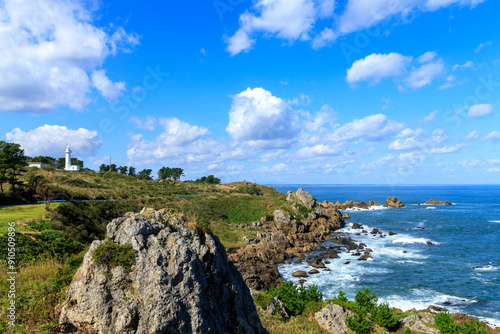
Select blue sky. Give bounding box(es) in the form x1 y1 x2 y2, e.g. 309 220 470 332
0 0 499 184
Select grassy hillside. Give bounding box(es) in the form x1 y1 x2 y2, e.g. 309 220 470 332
0 169 294 332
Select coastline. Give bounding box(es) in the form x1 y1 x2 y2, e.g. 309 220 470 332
257 187 500 329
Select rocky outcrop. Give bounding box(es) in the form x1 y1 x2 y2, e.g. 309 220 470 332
315 304 355 334
230 189 345 290
320 200 380 211
383 196 405 207
419 199 452 205
400 314 440 334
59 208 267 334
286 188 316 209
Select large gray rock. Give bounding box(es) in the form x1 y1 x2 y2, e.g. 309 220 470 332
401 314 439 334
59 209 267 334
315 303 355 334
286 188 316 209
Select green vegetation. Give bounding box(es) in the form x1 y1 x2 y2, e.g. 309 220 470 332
435 311 487 334
158 166 184 181
0 141 27 194
264 282 324 317
0 203 59 235
193 174 221 184
93 241 137 273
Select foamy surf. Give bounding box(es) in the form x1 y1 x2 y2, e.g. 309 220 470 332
426 206 437 209
489 220 500 223
473 265 499 271
391 237 438 245
344 205 388 212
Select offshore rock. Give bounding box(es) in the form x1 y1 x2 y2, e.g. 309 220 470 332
383 196 405 207
59 209 267 334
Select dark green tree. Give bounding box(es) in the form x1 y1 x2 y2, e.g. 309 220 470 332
195 175 221 184
128 167 136 176
118 166 128 175
138 169 153 180
30 156 56 164
99 164 110 173
158 167 184 181
0 141 27 193
109 164 117 172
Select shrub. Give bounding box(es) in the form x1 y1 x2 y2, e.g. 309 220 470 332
354 288 378 315
370 302 398 329
346 313 371 334
52 251 86 291
254 291 273 310
268 281 323 316
93 241 137 273
402 328 412 334
435 311 487 334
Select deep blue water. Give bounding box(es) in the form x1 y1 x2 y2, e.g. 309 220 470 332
271 185 500 327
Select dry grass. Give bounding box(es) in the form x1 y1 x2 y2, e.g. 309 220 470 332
260 314 331 334
0 257 63 333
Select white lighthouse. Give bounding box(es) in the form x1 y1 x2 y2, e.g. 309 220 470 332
64 145 80 171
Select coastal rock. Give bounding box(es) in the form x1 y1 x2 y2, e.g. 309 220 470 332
292 271 309 278
286 188 316 209
425 199 452 205
320 200 380 211
308 269 320 274
401 314 439 334
383 196 405 207
315 304 355 334
59 209 267 334
229 204 345 290
342 213 351 219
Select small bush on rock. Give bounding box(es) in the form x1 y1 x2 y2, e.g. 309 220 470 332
93 241 137 273
268 281 323 316
346 313 371 334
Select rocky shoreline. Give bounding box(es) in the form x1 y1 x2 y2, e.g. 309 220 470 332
229 189 407 289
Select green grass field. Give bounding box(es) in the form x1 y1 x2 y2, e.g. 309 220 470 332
0 203 59 235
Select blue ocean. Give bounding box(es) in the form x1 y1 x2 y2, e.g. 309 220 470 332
272 185 500 328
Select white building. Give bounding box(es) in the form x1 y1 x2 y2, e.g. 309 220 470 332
64 145 80 171
28 162 51 168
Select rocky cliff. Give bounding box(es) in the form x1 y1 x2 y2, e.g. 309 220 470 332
59 208 268 334
229 189 345 290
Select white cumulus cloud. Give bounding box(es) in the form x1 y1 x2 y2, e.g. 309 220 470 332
0 0 139 112
483 131 500 142
91 70 126 101
346 53 412 85
226 87 300 146
468 104 493 118
6 125 101 157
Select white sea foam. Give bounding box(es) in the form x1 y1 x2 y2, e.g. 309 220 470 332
344 205 388 212
489 220 500 223
473 265 499 271
391 237 438 245
382 289 477 313
426 206 437 209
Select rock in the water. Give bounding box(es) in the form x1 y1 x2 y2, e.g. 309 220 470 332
383 196 405 207
358 254 372 261
59 209 267 334
292 271 309 277
425 199 452 205
352 223 363 229
401 314 439 334
308 269 320 274
315 304 356 334
342 213 351 219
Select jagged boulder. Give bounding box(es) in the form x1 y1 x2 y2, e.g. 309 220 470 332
286 188 316 209
59 209 267 334
315 304 355 334
383 196 405 207
400 314 439 334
